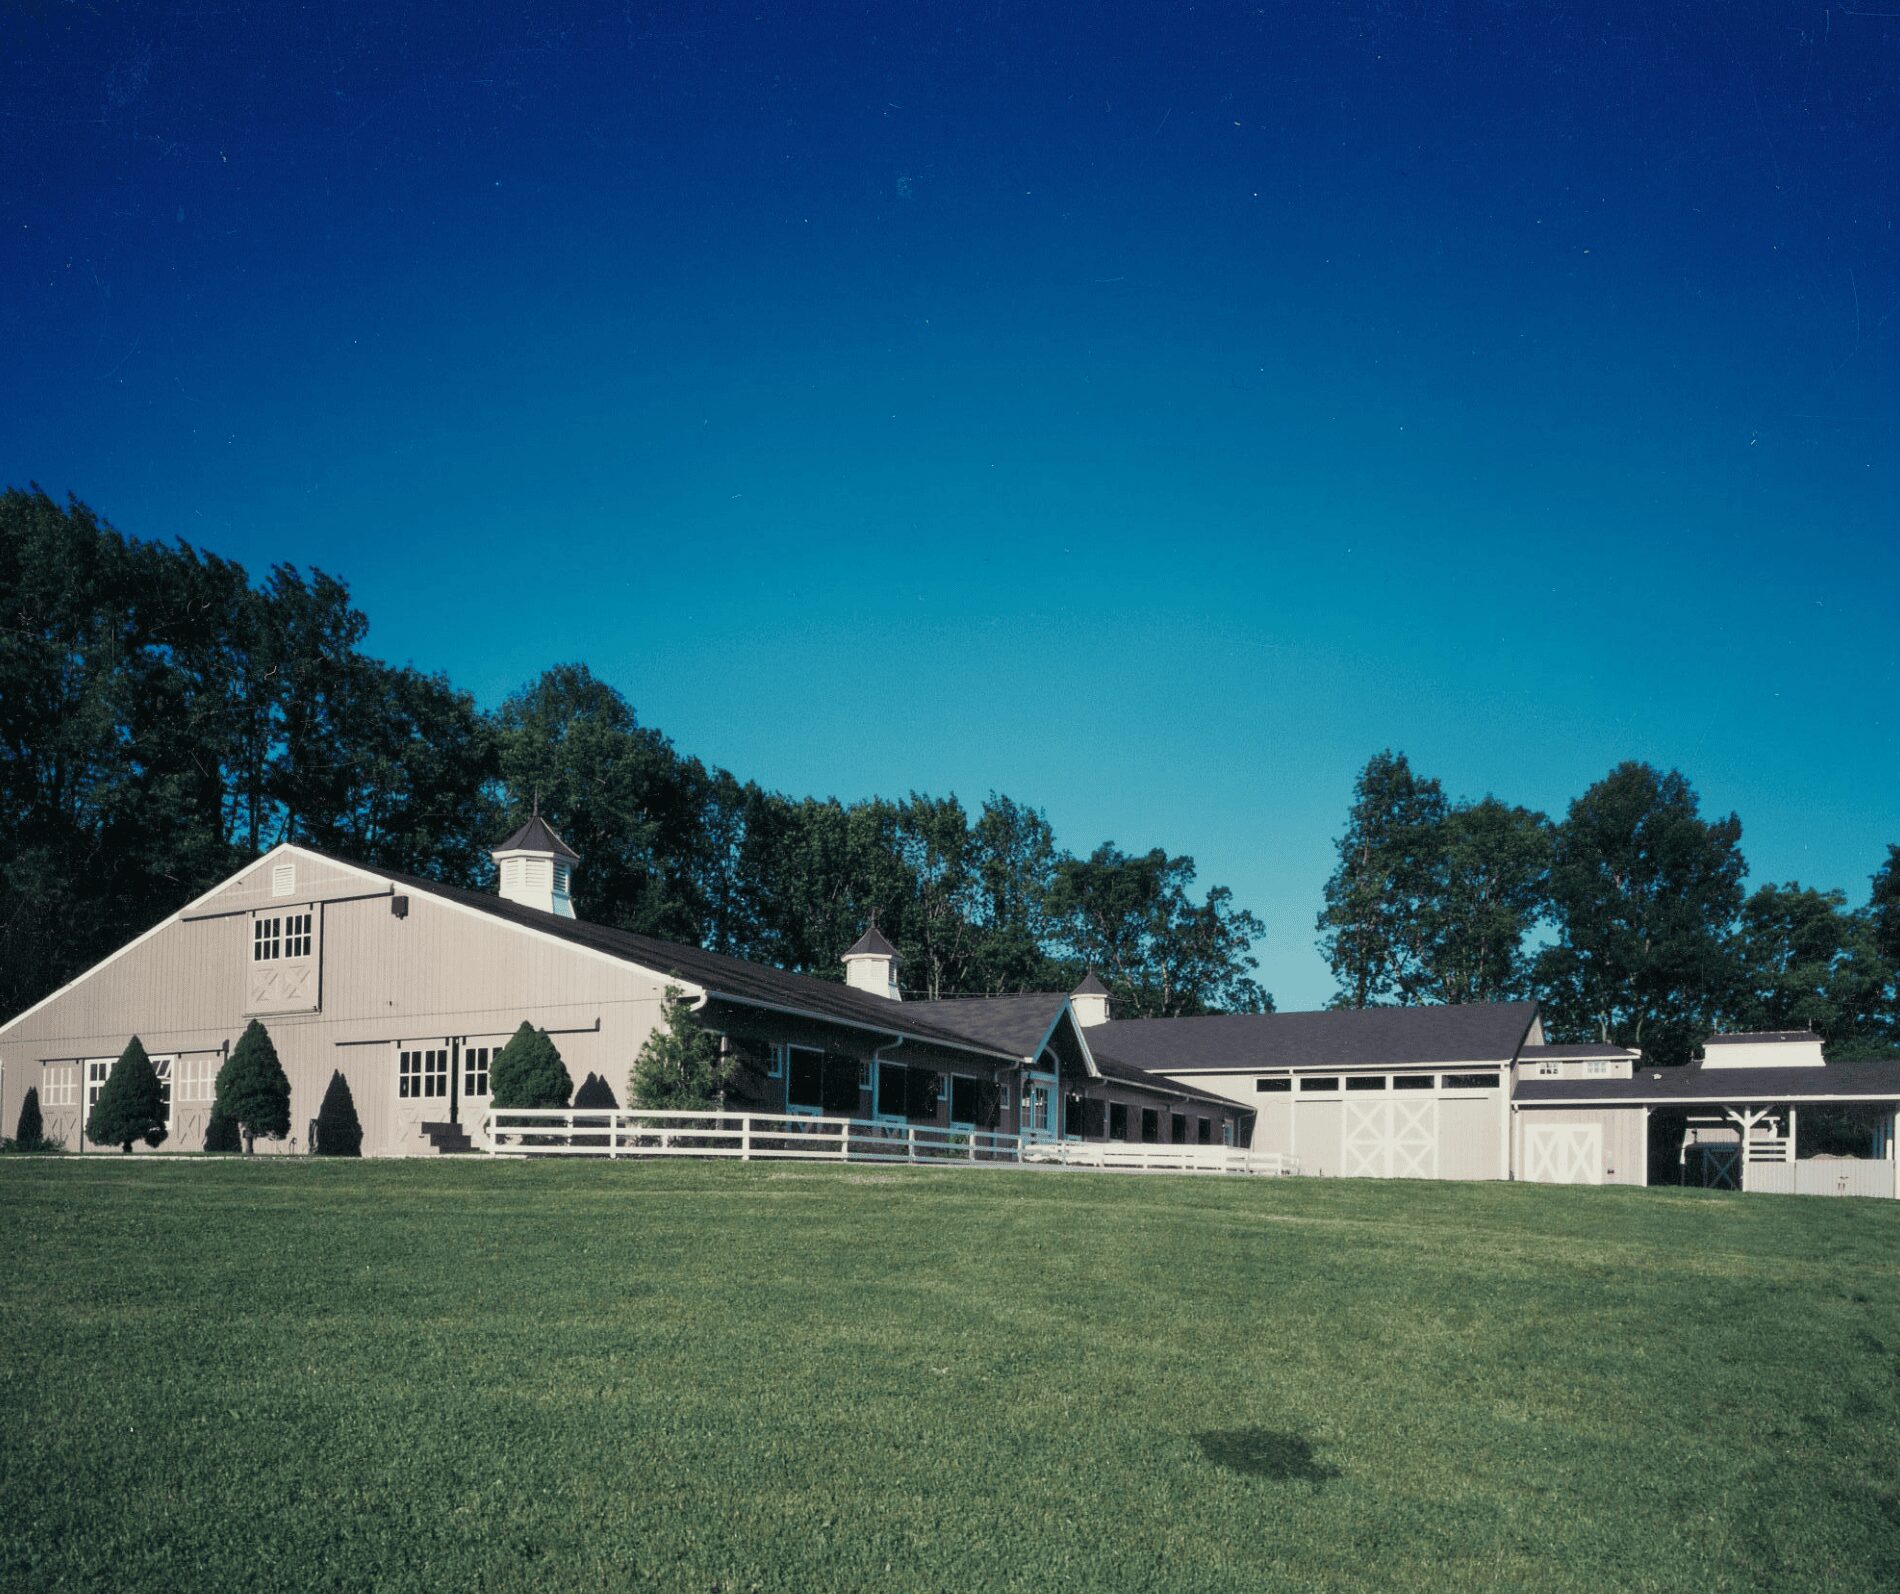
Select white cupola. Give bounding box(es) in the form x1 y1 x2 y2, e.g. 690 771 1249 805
491 812 580 918
843 920 901 1001
1071 971 1111 1028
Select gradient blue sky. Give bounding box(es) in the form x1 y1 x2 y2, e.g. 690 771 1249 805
4 3 1896 1008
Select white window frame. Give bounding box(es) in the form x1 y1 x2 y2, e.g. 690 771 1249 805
463 1045 494 1099
398 1047 449 1101
43 1063 78 1108
178 1055 218 1105
252 916 282 962
85 1058 112 1112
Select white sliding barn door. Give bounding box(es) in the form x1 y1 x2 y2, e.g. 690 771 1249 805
1343 1097 1439 1179
1523 1122 1603 1185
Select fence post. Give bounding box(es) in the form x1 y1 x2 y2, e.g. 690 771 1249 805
742 1115 752 1161
908 1127 917 1164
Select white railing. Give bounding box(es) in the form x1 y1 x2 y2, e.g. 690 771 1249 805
478 1108 1297 1178
1023 1141 1299 1177
482 1108 1023 1164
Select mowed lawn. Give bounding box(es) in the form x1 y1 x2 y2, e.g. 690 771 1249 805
2 1162 1897 1593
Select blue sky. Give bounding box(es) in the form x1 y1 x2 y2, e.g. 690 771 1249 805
4 3 1896 1009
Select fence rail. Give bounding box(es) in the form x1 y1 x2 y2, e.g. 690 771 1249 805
482 1108 1023 1165
1023 1141 1299 1177
478 1108 1295 1178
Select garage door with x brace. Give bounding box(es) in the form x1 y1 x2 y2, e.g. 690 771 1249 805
1343 1097 1436 1179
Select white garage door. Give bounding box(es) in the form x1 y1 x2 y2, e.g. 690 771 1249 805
1343 1098 1437 1179
1524 1122 1603 1185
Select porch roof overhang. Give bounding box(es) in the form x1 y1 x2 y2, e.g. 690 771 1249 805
1514 1059 1900 1109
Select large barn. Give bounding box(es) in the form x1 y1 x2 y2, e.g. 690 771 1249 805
4 822 1896 1196
0 823 1251 1159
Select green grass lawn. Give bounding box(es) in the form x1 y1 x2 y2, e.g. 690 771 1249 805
2 1161 1897 1593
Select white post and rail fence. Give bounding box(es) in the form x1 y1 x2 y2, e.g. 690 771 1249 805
480 1107 1300 1178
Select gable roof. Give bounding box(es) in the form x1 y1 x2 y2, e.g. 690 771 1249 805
299 848 1032 1063
905 994 1072 1058
493 815 579 859
1089 1001 1540 1074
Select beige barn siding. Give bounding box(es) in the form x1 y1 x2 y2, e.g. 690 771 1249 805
0 849 674 1158
1435 1098 1504 1180
1513 1107 1648 1186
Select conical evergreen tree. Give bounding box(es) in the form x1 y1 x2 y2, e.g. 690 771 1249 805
489 1021 571 1108
204 1107 241 1153
214 1020 292 1154
14 1086 44 1149
86 1036 167 1152
313 1071 363 1156
572 1071 619 1109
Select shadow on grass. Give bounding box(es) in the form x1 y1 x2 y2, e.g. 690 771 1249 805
1195 1428 1339 1486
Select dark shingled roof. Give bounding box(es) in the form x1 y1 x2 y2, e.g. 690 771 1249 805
1089 1001 1539 1074
905 994 1069 1057
1516 1059 1900 1105
1072 971 1110 996
302 848 1026 1061
844 924 899 959
493 815 579 860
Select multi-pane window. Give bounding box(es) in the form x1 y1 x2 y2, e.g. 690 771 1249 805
178 1056 218 1103
43 1065 78 1107
152 1056 173 1122
86 1059 111 1111
252 912 311 962
463 1047 493 1098
1586 1058 1608 1077
398 1048 449 1100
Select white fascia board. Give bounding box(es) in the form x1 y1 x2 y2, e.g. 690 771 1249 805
1160 1056 1512 1079
0 842 308 1039
1515 1093 1900 1108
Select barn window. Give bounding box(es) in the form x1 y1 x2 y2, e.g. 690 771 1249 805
177 1056 218 1104
1197 1117 1211 1144
252 917 281 962
42 1064 77 1107
85 1059 111 1110
284 912 312 959
950 1075 980 1126
1586 1059 1608 1076
398 1048 448 1099
1536 1060 1561 1076
463 1047 493 1098
1140 1108 1159 1143
1109 1102 1129 1140
1298 1076 1341 1092
762 1043 785 1080
1346 1075 1386 1091
1442 1072 1501 1090
1170 1111 1186 1141
1255 1077 1291 1093
1393 1074 1435 1090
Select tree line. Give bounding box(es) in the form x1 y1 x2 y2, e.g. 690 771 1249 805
1318 750 1900 1064
0 488 1268 1024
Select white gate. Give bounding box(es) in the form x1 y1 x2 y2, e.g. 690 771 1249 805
1343 1098 1437 1179
1524 1123 1603 1185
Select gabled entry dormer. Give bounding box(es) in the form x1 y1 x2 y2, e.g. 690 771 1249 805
492 813 580 918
